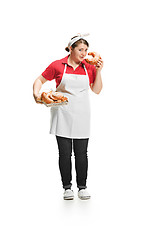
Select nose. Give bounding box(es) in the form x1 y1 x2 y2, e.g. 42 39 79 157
81 50 87 57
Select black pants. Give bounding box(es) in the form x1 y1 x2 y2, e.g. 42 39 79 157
56 136 89 190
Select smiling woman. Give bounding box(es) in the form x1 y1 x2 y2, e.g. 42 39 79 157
67 44 89 70
33 33 103 200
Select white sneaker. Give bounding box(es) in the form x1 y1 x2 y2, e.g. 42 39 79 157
63 189 74 200
78 189 91 200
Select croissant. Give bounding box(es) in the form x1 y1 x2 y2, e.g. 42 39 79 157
41 92 54 104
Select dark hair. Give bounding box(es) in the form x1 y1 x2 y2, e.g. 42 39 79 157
65 36 89 52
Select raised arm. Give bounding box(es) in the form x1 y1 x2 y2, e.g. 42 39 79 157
90 58 103 94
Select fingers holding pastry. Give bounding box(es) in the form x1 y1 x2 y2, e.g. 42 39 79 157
34 93 43 104
95 58 104 70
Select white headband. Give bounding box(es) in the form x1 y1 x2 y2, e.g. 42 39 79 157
68 33 90 48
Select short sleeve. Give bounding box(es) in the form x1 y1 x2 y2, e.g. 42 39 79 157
89 65 96 85
41 62 56 80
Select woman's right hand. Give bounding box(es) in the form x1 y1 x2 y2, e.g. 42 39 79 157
33 93 43 104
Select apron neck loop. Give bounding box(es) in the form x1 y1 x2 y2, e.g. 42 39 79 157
63 64 67 74
63 63 89 78
83 64 89 77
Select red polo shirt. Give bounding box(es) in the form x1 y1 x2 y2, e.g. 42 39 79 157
41 55 96 88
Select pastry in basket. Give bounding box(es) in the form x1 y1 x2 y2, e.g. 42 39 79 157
85 52 101 65
38 91 68 105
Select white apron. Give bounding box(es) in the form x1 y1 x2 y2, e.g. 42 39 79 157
50 63 91 139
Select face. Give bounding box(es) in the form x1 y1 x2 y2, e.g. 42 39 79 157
70 43 88 63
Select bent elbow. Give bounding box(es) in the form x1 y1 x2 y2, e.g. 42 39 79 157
94 86 103 94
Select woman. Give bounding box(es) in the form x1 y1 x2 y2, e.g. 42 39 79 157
33 34 103 200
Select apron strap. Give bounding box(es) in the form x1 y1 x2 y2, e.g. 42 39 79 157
63 64 67 75
63 63 89 84
83 64 90 87
83 64 89 77
64 62 88 76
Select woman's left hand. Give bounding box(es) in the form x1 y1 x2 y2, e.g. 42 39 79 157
96 58 104 71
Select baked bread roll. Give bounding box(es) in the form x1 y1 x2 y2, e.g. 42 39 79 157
40 91 68 104
85 52 101 65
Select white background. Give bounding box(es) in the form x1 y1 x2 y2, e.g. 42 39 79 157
0 0 160 239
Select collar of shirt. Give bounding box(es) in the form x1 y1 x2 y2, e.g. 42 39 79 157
61 55 86 67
